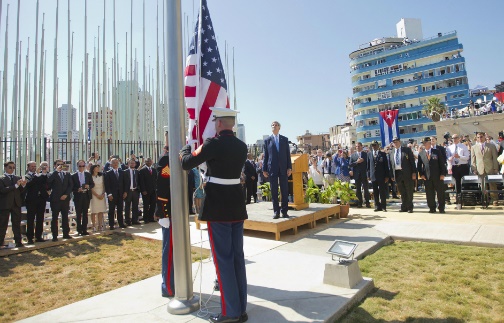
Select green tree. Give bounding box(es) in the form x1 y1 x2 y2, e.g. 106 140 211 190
422 97 446 122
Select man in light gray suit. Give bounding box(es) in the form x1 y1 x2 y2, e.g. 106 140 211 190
471 132 500 206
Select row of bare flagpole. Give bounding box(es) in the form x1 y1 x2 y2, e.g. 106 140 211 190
0 0 238 169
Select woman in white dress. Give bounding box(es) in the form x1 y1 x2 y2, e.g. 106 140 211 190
90 165 107 231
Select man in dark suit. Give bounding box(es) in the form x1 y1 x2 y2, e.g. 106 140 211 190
418 137 447 213
47 160 74 241
431 136 451 205
139 157 157 224
244 153 258 204
24 161 50 244
367 141 390 211
105 158 127 229
389 137 416 213
123 159 141 225
0 161 27 248
263 121 292 219
71 160 94 235
349 142 371 208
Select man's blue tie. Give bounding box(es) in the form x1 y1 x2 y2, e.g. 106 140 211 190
275 135 279 151
395 149 400 165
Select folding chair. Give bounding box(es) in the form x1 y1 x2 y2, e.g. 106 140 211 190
460 175 482 208
444 176 456 200
485 175 504 207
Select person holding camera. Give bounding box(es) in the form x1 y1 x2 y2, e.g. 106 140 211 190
24 161 50 244
71 160 95 235
47 160 74 241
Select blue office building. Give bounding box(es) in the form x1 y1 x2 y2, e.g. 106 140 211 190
350 19 471 144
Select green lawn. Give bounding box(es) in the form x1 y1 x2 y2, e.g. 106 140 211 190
340 241 504 322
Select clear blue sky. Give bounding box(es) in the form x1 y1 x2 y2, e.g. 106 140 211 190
1 0 503 144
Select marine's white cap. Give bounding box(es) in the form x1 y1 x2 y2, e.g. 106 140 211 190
210 107 239 120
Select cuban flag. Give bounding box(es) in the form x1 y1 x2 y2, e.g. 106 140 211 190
379 109 400 146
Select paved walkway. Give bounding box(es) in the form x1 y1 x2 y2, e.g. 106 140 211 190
17 197 504 322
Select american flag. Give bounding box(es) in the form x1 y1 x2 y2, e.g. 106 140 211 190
185 0 229 147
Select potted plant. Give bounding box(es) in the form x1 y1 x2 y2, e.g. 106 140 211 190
333 180 357 218
258 182 271 201
304 178 321 203
422 97 446 122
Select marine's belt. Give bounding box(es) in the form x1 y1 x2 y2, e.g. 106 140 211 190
207 177 240 185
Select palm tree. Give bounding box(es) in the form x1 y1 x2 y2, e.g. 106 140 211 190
422 97 446 122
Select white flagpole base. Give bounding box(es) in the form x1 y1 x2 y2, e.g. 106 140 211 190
167 295 200 315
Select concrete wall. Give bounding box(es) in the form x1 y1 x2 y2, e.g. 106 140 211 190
435 113 504 138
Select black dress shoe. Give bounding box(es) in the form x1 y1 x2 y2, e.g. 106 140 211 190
81 231 90 236
208 314 242 323
15 242 25 248
27 239 35 245
63 235 73 239
366 203 371 208
382 208 387 212
109 226 115 230
281 214 289 218
119 224 127 228
273 214 280 219
52 237 58 242
374 208 382 212
125 222 132 226
356 205 362 208
132 221 141 225
429 209 436 213
439 210 446 214
35 238 45 242
399 209 406 212
408 210 413 213
241 313 248 322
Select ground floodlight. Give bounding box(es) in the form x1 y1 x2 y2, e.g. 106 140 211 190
327 240 358 262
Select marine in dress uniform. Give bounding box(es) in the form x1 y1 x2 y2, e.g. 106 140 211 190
156 146 174 298
181 108 248 323
367 141 390 211
389 137 416 213
417 137 447 213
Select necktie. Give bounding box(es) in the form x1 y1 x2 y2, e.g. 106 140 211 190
454 146 459 164
79 172 84 185
133 170 137 188
374 150 377 158
427 151 430 160
149 167 152 175
481 144 485 154
395 149 400 165
115 170 119 179
9 175 15 185
60 172 64 182
275 136 279 151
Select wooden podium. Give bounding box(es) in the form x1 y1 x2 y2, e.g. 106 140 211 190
288 154 309 210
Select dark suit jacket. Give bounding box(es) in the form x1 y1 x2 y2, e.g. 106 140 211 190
123 168 140 191
244 160 258 182
262 134 292 177
105 168 126 199
24 172 49 202
71 171 95 200
349 151 368 179
0 174 25 209
417 148 447 180
389 146 416 180
367 150 390 182
138 166 157 194
47 171 73 203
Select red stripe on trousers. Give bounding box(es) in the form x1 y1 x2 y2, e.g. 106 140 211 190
208 223 226 316
166 225 174 295
191 81 222 144
185 86 196 97
185 65 196 76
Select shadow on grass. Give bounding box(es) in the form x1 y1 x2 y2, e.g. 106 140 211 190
366 287 398 301
0 233 141 277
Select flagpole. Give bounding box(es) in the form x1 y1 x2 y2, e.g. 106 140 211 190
37 13 45 163
67 0 72 147
194 0 203 147
166 0 199 314
33 0 40 152
12 0 21 156
83 0 87 153
233 47 237 111
52 0 59 150
1 4 9 143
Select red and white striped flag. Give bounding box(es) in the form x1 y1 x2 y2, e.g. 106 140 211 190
185 0 229 147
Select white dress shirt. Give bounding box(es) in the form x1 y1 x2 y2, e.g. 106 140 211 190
447 143 469 165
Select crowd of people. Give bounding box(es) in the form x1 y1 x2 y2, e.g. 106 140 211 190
0 148 188 248
251 131 504 214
